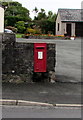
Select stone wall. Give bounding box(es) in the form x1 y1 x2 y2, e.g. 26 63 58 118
2 33 56 83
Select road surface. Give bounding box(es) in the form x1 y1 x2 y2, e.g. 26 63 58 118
2 105 81 118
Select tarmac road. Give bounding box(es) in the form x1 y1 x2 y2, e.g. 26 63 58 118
55 38 81 83
2 82 81 104
16 38 81 83
2 105 81 118
2 38 82 104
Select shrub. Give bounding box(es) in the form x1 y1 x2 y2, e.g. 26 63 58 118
27 28 41 34
15 21 26 33
5 26 18 33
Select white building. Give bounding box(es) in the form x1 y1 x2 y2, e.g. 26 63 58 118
56 9 83 37
0 5 4 33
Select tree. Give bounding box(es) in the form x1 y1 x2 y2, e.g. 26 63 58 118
36 19 55 34
33 7 38 14
33 7 38 20
36 8 47 20
47 11 57 21
33 9 56 34
2 1 31 27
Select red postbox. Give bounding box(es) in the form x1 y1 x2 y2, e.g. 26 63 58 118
34 43 47 72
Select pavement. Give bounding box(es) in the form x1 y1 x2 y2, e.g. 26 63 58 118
1 82 82 107
0 99 83 107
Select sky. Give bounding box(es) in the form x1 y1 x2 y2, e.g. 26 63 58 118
13 0 82 19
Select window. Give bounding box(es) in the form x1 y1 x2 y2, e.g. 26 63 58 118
58 23 59 31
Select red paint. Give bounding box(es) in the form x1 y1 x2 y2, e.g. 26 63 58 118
34 43 47 72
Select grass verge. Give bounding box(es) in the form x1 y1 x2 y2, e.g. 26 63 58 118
16 34 24 38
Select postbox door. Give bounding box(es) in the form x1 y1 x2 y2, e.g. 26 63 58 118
34 43 47 72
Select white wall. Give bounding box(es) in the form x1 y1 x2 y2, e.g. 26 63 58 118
0 6 4 33
71 23 75 36
56 13 62 35
56 13 65 35
62 22 66 35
